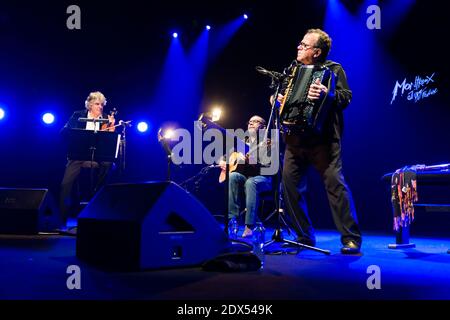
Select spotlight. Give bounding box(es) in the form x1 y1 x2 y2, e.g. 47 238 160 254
157 127 176 143
172 32 178 39
159 128 175 140
198 106 223 124
42 112 55 125
0 108 5 120
243 14 248 20
206 25 211 31
137 121 149 133
211 107 222 122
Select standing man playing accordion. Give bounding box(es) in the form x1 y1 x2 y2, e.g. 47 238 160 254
276 29 362 254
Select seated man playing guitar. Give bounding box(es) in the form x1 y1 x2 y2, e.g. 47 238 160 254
219 115 273 238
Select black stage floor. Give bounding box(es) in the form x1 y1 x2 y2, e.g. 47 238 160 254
1 229 449 300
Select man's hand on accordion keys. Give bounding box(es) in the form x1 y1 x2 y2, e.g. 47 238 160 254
308 78 328 100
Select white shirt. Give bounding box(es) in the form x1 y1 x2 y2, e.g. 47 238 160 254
85 111 101 131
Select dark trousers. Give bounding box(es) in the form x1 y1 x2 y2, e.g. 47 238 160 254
282 138 361 245
59 160 112 226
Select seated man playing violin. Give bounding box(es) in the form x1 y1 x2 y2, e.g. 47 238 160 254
59 91 116 228
219 115 273 238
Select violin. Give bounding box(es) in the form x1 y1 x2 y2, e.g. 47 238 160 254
101 108 117 132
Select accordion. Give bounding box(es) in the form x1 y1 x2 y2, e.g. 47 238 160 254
279 64 335 134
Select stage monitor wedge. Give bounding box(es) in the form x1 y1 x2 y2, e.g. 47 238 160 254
0 188 58 234
76 181 229 270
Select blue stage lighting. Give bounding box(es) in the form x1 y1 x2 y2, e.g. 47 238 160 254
0 108 4 120
42 112 55 125
243 14 248 20
206 25 211 30
137 121 149 133
172 32 178 39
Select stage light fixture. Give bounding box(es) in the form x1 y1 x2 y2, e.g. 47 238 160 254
42 112 55 125
159 128 175 140
211 107 222 122
137 121 149 133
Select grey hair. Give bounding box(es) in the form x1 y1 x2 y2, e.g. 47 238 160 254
85 91 107 110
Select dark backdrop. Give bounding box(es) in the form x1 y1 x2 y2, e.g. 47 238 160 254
0 0 448 234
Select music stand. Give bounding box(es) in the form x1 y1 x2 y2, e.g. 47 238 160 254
66 128 121 196
117 120 132 174
257 67 331 255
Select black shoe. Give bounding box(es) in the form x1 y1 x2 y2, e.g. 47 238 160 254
341 240 361 254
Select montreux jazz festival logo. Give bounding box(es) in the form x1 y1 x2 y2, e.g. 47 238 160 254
390 73 438 105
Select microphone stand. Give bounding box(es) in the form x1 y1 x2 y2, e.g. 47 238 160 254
118 120 132 174
166 144 172 181
158 129 174 181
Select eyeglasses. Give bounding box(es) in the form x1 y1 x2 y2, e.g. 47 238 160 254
247 119 262 125
298 41 317 50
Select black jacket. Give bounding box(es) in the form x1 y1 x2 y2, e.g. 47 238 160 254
64 110 89 130
322 60 352 142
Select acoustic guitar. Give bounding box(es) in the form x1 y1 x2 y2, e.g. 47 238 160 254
218 139 271 183
218 151 247 183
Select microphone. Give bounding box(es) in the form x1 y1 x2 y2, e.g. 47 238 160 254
119 120 132 127
255 66 286 80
